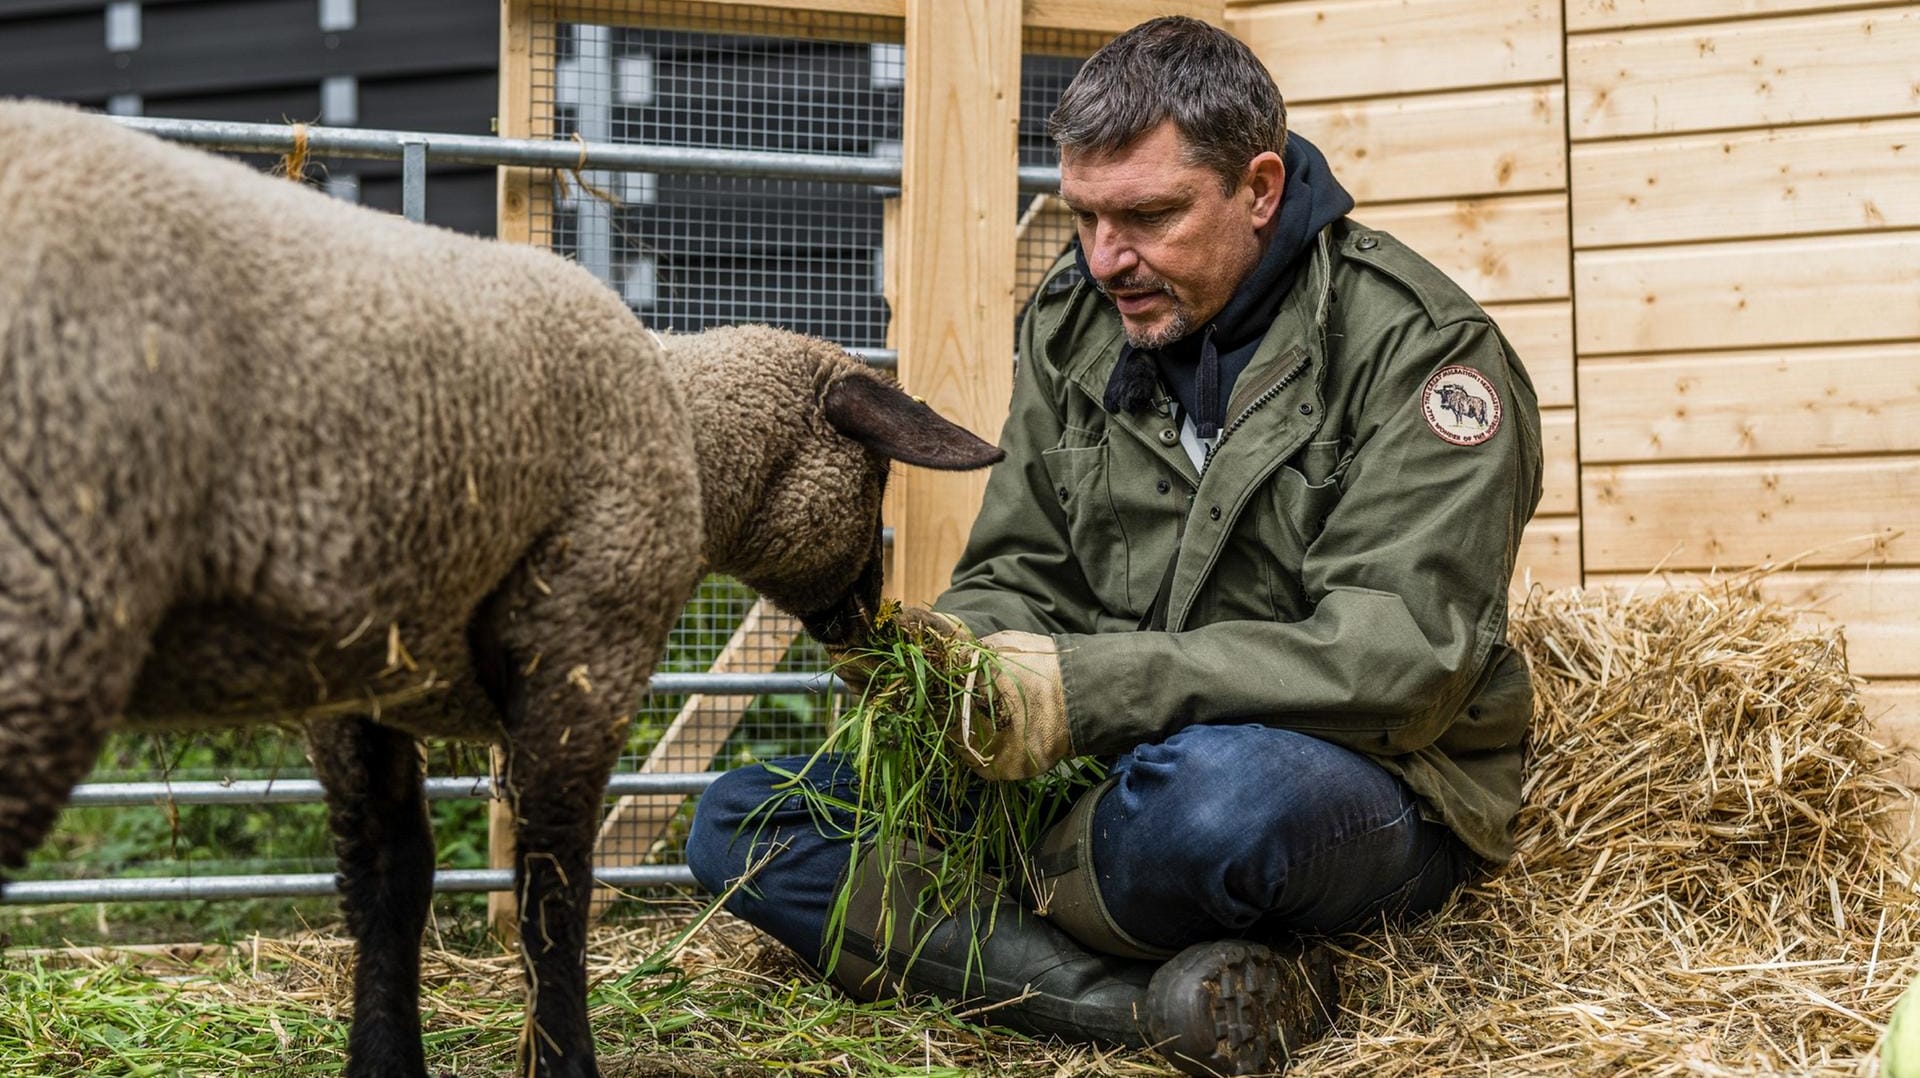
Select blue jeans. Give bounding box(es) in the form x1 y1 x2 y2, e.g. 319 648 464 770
685 724 1479 965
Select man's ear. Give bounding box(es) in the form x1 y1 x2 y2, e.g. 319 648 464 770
1245 150 1285 230
822 372 1005 471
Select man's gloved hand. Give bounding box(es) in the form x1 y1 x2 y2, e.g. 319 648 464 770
953 630 1073 782
826 603 973 692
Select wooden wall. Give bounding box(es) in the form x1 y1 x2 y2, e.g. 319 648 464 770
1565 1 1920 761
1230 0 1920 758
1226 0 1580 593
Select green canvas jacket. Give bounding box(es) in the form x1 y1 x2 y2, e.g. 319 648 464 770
934 218 1544 862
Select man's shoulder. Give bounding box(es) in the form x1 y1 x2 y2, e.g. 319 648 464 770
1034 247 1086 304
1330 219 1490 333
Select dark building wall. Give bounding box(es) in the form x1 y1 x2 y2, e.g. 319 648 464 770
0 0 500 237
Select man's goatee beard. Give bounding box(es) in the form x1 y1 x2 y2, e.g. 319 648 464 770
1123 306 1191 351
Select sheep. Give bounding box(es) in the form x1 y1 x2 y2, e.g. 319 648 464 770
0 99 1002 1078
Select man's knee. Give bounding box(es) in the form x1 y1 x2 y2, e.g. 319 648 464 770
685 765 780 893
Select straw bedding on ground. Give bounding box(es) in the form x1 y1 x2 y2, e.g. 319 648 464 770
6 578 1915 1076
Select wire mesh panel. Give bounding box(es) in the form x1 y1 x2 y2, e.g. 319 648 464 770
533 3 903 344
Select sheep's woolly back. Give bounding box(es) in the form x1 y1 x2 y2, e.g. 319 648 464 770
0 101 703 864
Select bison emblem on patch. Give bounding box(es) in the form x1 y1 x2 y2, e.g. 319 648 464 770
1421 366 1502 446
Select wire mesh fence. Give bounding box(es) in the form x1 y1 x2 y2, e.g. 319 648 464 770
3 2 1094 932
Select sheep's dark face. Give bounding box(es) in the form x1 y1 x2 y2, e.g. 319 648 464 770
735 428 892 646
698 331 1000 646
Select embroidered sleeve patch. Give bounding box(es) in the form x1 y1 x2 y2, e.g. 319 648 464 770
1421 366 1502 446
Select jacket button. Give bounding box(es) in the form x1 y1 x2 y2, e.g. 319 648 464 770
1208 505 1222 521
1299 402 1313 415
1156 478 1170 494
1057 486 1069 503
1356 234 1378 251
1157 428 1179 446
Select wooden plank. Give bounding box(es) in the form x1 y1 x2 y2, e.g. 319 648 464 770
1572 118 1920 248
544 0 903 40
1578 344 1920 463
1574 232 1920 355
1862 680 1920 787
1586 568 1920 680
1567 0 1887 33
489 0 543 939
1515 515 1583 594
1568 8 1920 140
1541 408 1579 516
497 0 536 247
1228 0 1563 105
1580 456 1920 572
1024 0 1223 33
1292 86 1566 205
1485 301 1574 409
589 600 803 918
892 0 1020 604
544 0 1212 37
1360 194 1570 305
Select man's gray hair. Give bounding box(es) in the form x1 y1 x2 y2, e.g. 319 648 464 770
1049 16 1287 194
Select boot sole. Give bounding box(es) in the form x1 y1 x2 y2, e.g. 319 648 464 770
1145 940 1334 1077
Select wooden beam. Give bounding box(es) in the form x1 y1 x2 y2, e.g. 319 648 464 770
1293 85 1566 205
588 600 803 919
1024 0 1222 33
1359 193 1570 305
1580 457 1920 573
544 0 902 40
1574 232 1920 355
1578 344 1920 464
489 0 547 941
1572 118 1920 249
1483 300 1574 410
1228 0 1563 105
1568 0 1892 33
1568 8 1920 141
547 0 900 22
541 0 1216 38
891 0 1021 604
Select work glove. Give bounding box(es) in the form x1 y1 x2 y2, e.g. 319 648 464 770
826 603 973 693
952 630 1073 782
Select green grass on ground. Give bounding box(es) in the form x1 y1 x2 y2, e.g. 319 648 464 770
0 901 1151 1078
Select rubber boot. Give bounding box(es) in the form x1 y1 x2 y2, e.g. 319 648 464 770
825 841 1157 1047
1145 939 1339 1076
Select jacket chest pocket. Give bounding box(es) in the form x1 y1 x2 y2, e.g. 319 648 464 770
1041 437 1158 619
1263 439 1352 604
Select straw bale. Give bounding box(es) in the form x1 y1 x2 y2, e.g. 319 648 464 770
1289 578 1920 1076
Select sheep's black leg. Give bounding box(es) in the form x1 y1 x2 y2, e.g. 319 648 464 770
503 735 616 1078
309 716 434 1078
483 490 697 1078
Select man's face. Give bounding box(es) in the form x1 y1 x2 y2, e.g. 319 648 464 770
1060 120 1279 350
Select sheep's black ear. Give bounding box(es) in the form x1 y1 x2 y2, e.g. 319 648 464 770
822 374 1005 471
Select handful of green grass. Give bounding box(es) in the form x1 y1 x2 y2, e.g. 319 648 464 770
755 601 1105 974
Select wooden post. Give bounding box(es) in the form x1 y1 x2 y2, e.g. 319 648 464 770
890 0 1023 604
488 0 540 940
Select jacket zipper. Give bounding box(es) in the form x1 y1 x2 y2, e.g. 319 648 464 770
1202 352 1313 470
